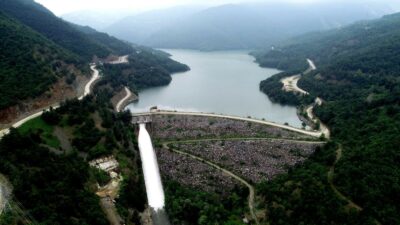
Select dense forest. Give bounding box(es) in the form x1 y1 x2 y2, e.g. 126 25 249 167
72 24 133 56
100 47 189 92
0 0 136 110
0 89 147 224
165 180 248 225
0 12 82 110
254 12 400 224
0 0 133 60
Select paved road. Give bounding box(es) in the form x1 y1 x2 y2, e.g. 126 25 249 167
0 56 129 218
0 65 102 217
306 102 330 139
163 144 260 225
116 87 132 112
0 65 100 139
134 110 325 138
78 65 100 100
278 59 331 138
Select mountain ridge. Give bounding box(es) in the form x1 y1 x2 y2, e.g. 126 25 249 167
100 2 399 50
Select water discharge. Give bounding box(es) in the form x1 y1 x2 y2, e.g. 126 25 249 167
138 123 165 211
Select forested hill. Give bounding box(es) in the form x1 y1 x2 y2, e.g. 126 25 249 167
0 12 82 110
0 0 187 113
256 12 400 101
72 24 133 56
0 0 133 60
0 0 133 112
254 12 400 224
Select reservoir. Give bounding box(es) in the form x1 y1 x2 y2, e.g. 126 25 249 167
127 49 302 127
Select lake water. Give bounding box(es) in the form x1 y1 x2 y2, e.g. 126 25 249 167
127 49 302 127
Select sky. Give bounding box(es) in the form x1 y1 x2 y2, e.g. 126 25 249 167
35 0 328 15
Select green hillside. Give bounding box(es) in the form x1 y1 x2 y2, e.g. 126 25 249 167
0 0 136 110
255 13 400 224
0 95 146 225
101 47 190 92
0 12 81 110
0 0 133 60
72 24 133 56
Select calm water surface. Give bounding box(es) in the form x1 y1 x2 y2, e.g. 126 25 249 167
127 49 302 127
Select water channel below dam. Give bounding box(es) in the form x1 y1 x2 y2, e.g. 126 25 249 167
133 49 305 224
137 123 170 224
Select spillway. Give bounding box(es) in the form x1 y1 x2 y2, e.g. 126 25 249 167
138 123 165 210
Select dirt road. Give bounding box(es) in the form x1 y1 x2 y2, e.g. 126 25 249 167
163 144 260 225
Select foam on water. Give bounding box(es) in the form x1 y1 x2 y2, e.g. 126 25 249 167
138 124 165 210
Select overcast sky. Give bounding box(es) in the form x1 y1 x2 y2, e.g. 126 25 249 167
35 0 399 15
35 0 333 15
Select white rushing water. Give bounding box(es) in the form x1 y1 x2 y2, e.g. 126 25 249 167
138 123 165 210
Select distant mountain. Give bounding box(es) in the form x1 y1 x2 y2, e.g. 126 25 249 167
102 2 398 51
61 10 130 30
0 0 133 60
104 6 204 45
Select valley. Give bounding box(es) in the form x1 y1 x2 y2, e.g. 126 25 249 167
1 0 400 224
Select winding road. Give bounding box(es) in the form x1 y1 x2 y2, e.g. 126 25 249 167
306 98 330 138
0 64 101 216
280 59 330 138
163 143 260 225
327 146 362 211
0 65 100 139
327 147 382 225
0 56 130 217
116 87 133 112
0 55 131 139
78 64 100 100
